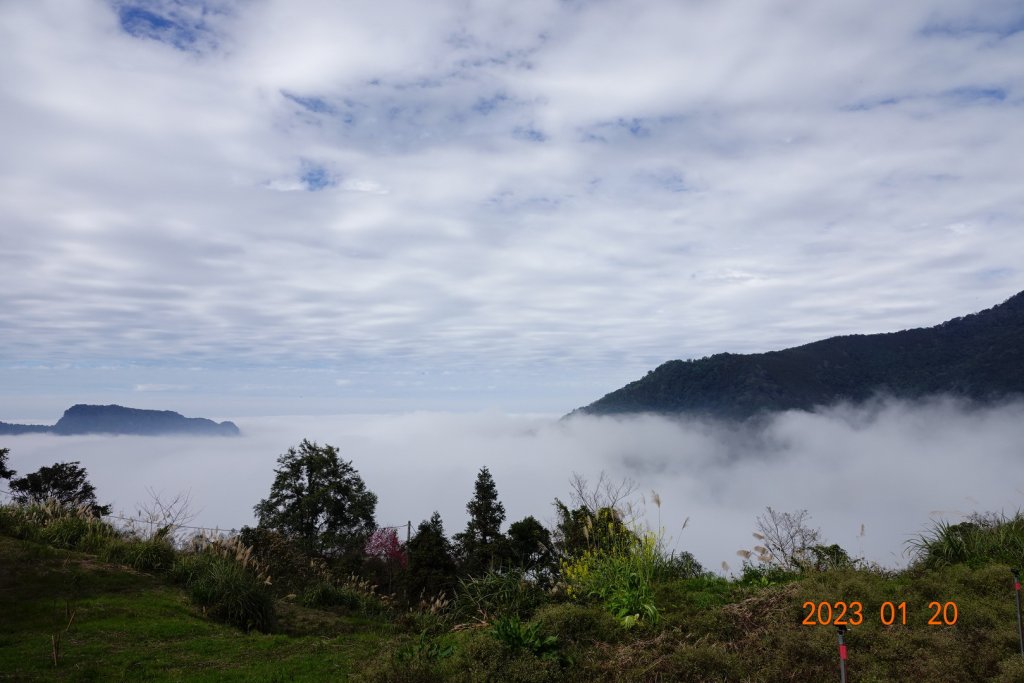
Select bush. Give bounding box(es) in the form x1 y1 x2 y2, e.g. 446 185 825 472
654 550 707 581
101 537 176 572
451 631 564 683
909 512 1024 569
301 580 361 610
169 542 276 633
489 616 559 659
738 562 798 588
532 603 620 645
177 553 276 632
0 501 119 552
451 569 546 623
237 526 318 596
561 531 660 628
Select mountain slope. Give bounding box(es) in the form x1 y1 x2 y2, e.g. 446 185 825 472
573 290 1024 419
0 404 240 436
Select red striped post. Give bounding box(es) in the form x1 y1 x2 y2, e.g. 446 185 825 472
1014 569 1023 656
837 624 848 682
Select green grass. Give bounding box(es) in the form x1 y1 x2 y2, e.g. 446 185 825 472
0 535 395 682
6 515 1024 681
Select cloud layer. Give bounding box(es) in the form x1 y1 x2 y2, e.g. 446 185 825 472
2 1 1023 412
4 400 1023 572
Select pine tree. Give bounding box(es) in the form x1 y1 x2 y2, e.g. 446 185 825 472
454 466 507 574
405 512 457 600
0 447 14 480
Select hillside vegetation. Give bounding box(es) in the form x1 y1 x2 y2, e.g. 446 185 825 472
574 291 1024 418
5 500 1024 679
5 445 1024 680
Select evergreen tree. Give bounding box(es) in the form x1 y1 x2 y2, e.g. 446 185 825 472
405 512 457 600
454 466 507 574
0 447 13 480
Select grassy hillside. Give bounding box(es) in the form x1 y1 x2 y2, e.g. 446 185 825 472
0 534 394 681
5 525 1024 681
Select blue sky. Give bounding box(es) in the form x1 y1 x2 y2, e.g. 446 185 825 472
2 0 1023 420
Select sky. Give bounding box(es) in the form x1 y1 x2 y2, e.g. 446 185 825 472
1 0 1023 419
4 399 1024 572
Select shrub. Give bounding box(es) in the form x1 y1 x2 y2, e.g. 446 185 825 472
101 537 176 572
532 603 620 645
301 580 362 610
0 500 119 552
451 569 546 623
237 526 318 596
362 631 456 683
179 553 276 632
653 550 707 580
451 630 564 683
560 531 660 628
908 512 1024 569
489 616 559 659
738 562 798 588
170 537 276 632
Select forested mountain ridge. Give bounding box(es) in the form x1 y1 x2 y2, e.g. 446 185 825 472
0 404 240 436
572 290 1024 419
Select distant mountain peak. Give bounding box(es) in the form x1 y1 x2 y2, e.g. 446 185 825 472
571 290 1024 420
0 404 240 436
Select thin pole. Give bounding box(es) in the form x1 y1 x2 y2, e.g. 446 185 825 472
1014 569 1024 656
837 625 848 683
406 520 411 544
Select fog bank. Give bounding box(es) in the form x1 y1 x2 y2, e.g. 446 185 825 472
3 398 1023 572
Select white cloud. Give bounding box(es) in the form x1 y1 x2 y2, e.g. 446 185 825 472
0 0 1022 411
134 384 191 392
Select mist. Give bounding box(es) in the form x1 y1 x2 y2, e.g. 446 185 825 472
3 397 1023 573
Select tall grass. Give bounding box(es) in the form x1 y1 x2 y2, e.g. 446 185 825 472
909 511 1024 569
451 569 545 624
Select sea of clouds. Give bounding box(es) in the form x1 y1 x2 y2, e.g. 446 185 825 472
3 397 1023 573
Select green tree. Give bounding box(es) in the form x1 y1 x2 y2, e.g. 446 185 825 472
404 512 457 601
8 461 110 515
253 439 377 558
454 466 507 574
507 515 554 580
0 447 14 480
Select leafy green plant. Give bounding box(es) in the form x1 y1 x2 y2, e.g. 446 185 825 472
560 531 660 627
738 562 797 588
396 631 455 664
489 616 559 659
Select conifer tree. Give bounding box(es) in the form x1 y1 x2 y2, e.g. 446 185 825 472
0 447 13 480
405 512 457 599
454 466 507 574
